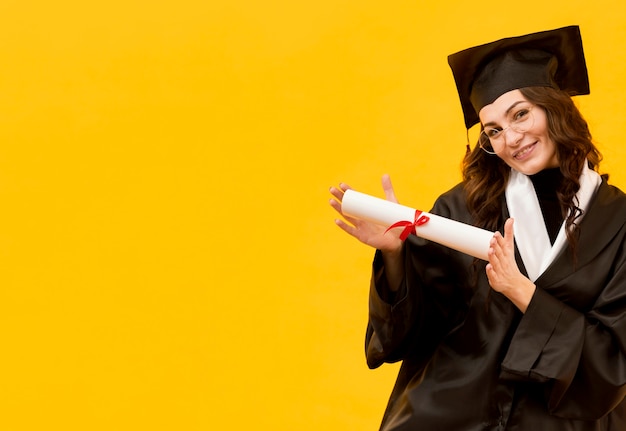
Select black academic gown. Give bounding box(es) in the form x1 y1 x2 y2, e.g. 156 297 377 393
367 178 626 430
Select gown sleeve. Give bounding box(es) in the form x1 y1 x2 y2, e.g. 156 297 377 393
365 186 473 369
500 223 626 420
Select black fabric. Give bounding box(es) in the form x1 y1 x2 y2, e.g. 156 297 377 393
366 179 626 430
470 49 559 116
447 25 589 129
530 167 564 244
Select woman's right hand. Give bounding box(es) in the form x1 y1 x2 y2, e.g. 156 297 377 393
329 174 403 254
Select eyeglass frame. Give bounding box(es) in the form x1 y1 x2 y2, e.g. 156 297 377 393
478 105 536 155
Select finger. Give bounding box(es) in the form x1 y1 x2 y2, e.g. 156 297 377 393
329 198 343 215
495 230 515 263
488 236 505 269
329 198 359 223
492 220 515 262
488 246 501 270
504 218 515 247
339 182 352 192
329 186 345 202
381 174 399 203
334 218 358 237
485 264 498 287
491 232 505 253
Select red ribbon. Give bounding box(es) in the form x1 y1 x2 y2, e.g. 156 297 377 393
384 210 430 241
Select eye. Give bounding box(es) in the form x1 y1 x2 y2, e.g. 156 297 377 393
484 127 502 138
513 108 531 121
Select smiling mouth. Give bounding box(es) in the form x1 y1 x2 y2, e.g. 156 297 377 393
513 142 536 159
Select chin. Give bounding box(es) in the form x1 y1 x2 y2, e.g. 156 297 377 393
508 160 546 176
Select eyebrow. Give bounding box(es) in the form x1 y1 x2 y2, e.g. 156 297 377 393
482 100 528 128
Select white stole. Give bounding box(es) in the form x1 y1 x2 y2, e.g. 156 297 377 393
505 163 601 282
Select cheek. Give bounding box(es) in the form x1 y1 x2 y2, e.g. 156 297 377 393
533 113 550 136
496 153 515 167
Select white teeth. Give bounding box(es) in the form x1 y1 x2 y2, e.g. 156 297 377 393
514 145 533 158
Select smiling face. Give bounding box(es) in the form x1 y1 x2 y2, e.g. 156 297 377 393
478 89 559 175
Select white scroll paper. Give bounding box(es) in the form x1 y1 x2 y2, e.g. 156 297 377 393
341 189 494 261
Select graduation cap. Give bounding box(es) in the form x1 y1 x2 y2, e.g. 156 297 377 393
447 25 590 129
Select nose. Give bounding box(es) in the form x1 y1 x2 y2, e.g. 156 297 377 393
502 126 523 146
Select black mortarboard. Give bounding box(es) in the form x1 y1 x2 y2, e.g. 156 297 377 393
447 25 590 129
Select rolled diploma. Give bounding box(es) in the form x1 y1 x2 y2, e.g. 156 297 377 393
341 189 494 261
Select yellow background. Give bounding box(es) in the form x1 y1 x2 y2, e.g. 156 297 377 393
1 1 625 430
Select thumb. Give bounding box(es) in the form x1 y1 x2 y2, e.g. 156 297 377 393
381 174 399 203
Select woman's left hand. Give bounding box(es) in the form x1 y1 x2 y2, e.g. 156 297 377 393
486 218 536 313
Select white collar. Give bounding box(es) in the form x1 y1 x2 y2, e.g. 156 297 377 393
505 162 601 281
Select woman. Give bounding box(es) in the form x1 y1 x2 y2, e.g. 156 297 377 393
329 26 626 430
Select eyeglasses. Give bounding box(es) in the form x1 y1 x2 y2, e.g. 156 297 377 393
478 105 535 154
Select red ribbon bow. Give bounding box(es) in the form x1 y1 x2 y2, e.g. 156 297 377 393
384 210 430 241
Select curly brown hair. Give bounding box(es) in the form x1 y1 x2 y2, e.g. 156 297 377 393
462 86 604 252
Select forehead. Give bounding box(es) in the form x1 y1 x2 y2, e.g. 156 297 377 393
478 89 528 124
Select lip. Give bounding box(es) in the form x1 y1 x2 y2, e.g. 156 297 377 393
513 142 537 160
